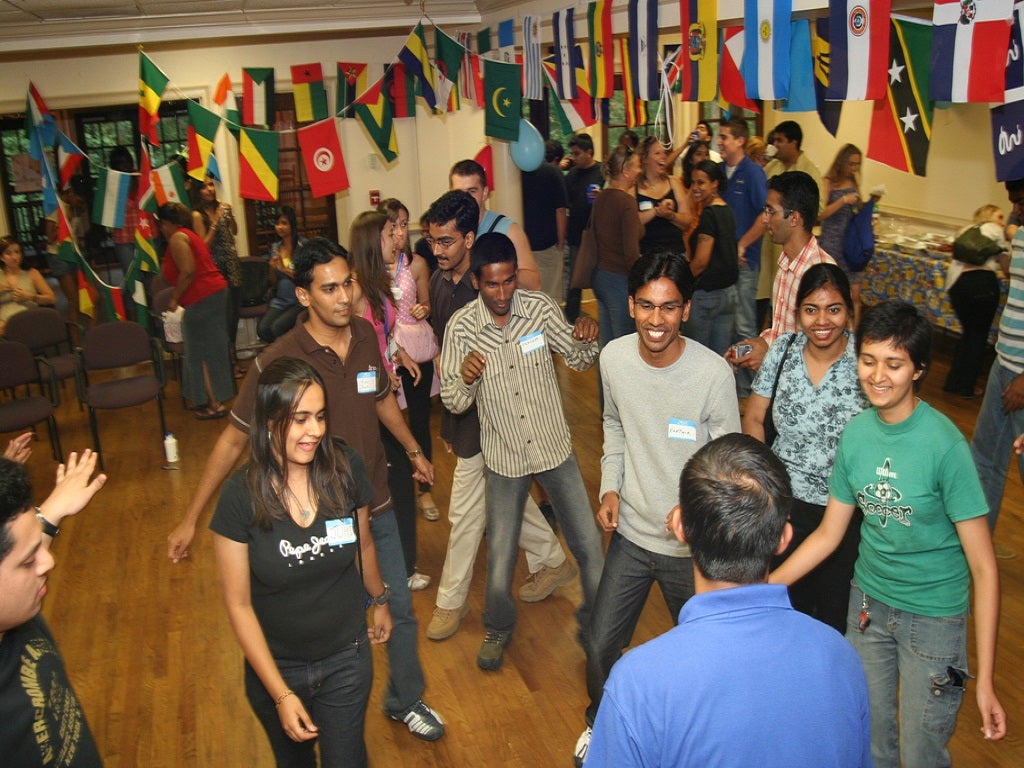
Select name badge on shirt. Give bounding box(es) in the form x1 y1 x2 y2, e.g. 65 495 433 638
356 370 376 394
519 330 546 355
667 419 697 442
326 517 356 547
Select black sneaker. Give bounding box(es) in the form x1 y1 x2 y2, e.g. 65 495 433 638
386 699 445 741
477 630 512 670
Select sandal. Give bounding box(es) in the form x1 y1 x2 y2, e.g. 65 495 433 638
195 405 228 420
418 492 440 522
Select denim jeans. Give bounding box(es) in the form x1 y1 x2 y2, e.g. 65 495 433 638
681 285 737 356
564 245 583 323
381 425 417 576
584 532 694 724
483 454 605 635
970 359 1024 530
733 261 760 340
245 638 373 768
845 583 968 768
369 508 425 713
591 268 632 350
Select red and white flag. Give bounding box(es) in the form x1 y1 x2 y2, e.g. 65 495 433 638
719 27 759 112
297 119 349 198
931 0 1013 102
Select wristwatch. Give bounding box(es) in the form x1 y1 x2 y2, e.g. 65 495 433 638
35 508 59 537
371 583 391 606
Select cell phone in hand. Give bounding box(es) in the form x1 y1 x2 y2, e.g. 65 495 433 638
731 343 753 358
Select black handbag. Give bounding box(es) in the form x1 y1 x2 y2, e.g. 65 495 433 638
763 333 798 447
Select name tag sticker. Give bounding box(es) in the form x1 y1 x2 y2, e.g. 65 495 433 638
356 370 376 394
668 419 697 442
326 517 356 547
519 330 546 355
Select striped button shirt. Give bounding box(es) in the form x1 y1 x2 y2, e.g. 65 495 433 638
440 289 598 477
997 230 1024 373
762 234 835 347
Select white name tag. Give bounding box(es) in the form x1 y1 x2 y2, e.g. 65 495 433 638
519 330 546 355
356 370 376 394
325 517 356 546
667 419 697 442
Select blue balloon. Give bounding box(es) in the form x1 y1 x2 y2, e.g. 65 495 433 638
510 119 544 172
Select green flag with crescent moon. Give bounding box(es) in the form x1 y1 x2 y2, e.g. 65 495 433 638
484 59 521 141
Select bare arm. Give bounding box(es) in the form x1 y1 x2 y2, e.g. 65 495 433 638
769 497 856 585
376 392 434 485
36 450 107 546
167 231 197 311
506 222 541 290
737 218 767 265
214 534 318 742
956 516 1006 740
356 504 392 644
662 177 692 232
28 269 56 305
741 393 770 442
167 423 248 561
191 211 213 246
690 233 715 277
408 254 431 321
555 207 568 251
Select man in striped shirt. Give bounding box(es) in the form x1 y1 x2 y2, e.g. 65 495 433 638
440 232 605 672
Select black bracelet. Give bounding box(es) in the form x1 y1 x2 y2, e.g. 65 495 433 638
35 507 59 537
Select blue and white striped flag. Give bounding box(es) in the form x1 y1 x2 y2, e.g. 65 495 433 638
742 0 792 100
524 15 543 100
92 167 131 229
628 0 659 101
553 8 577 99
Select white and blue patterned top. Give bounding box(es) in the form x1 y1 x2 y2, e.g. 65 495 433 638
752 331 867 505
996 229 1024 373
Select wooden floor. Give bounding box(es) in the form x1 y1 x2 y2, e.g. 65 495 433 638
16 312 1024 767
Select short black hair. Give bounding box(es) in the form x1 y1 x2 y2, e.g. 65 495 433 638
772 120 803 149
693 159 728 193
157 202 191 227
620 129 639 149
424 190 479 237
796 263 854 314
1006 178 1024 195
680 434 792 584
855 300 932 385
292 237 349 290
568 134 595 153
628 251 694 302
0 458 33 563
767 171 819 235
544 140 564 163
470 232 517 278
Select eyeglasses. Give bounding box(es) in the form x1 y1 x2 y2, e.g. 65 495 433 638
634 299 684 313
426 236 460 250
763 205 794 218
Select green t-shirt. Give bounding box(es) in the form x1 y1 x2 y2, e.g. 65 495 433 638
829 401 987 616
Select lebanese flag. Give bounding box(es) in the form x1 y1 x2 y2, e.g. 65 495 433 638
827 0 891 101
931 0 1013 102
297 119 349 197
720 27 760 112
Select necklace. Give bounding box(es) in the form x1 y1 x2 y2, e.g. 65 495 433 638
286 485 315 524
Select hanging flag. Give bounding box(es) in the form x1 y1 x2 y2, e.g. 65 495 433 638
133 214 160 274
137 139 154 212
186 100 222 181
992 99 1024 180
680 0 718 103
867 16 933 176
298 118 350 198
498 20 516 63
484 58 522 141
337 62 368 118
827 0 891 101
56 132 86 189
742 0 792 100
589 1 614 99
813 18 843 135
238 127 279 201
213 73 241 137
354 78 398 162
628 0 660 101
543 49 597 131
1006 2 1024 103
53 198 76 265
25 83 56 161
932 0 1013 103
619 37 649 127
139 53 170 145
242 67 275 126
77 263 127 323
151 162 191 207
478 28 493 59
720 26 760 113
40 155 60 216
291 63 329 122
459 32 478 102
523 15 543 101
386 62 417 119
398 23 439 110
92 167 131 228
554 9 578 99
781 20 816 112
436 28 464 110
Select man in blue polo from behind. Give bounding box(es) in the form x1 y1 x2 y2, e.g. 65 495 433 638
586 434 870 768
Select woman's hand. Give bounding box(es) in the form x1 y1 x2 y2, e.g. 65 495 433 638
277 694 319 742
409 302 430 321
368 604 392 644
393 347 422 386
3 433 33 464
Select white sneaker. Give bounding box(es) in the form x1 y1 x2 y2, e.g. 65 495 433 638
574 726 592 767
407 572 431 591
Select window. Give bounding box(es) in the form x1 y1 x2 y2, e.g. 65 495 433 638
0 116 46 267
697 102 761 144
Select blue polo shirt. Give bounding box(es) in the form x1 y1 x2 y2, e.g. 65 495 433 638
720 156 768 270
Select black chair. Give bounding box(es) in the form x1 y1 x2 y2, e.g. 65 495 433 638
0 340 62 462
150 288 185 386
4 307 80 398
237 257 272 355
75 321 166 470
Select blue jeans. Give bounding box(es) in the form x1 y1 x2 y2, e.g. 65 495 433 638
733 262 760 397
369 508 425 713
245 638 373 768
846 583 967 768
483 455 605 634
584 532 694 724
591 268 632 350
564 245 583 323
682 285 737 356
970 360 1024 530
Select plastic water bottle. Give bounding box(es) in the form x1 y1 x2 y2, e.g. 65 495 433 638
163 432 179 463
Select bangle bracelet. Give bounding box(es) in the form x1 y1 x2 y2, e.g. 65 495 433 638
406 449 423 459
274 689 295 708
35 507 59 538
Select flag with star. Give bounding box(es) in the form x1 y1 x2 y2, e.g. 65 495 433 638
291 63 329 122
867 16 933 176
484 58 521 141
337 62 368 118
